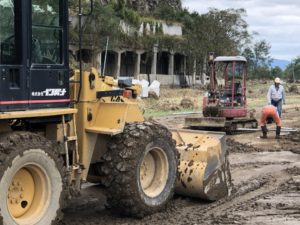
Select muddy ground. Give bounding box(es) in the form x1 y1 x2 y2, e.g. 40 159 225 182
61 106 300 225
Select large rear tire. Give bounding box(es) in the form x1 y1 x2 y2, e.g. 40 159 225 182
0 132 68 225
100 122 177 218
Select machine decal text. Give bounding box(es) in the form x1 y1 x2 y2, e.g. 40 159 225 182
31 89 67 97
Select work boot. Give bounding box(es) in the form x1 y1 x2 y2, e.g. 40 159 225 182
276 126 281 139
260 126 268 139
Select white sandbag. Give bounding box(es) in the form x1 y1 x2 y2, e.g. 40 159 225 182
149 80 160 97
140 79 149 98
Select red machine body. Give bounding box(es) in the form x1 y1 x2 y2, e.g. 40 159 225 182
204 56 247 118
186 55 257 133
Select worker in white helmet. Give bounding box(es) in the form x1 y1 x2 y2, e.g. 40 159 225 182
267 77 285 117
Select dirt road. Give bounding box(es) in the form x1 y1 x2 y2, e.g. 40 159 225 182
61 107 300 225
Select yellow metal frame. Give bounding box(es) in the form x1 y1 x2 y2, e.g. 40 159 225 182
0 108 77 120
72 68 144 180
0 67 145 183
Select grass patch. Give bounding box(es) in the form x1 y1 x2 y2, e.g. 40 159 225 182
144 108 201 118
139 83 300 118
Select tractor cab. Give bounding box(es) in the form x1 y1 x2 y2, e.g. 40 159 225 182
186 55 257 133
204 56 247 118
0 0 69 112
214 56 247 118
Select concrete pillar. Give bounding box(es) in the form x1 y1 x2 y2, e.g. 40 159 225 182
115 51 122 79
134 51 142 79
193 59 197 87
96 51 102 75
202 58 207 85
183 55 187 85
151 44 158 75
168 51 174 75
183 55 187 76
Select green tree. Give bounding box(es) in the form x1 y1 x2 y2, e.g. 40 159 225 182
207 8 250 54
254 66 272 79
242 40 272 78
271 66 283 78
284 57 300 82
69 1 122 50
253 40 272 72
177 8 251 76
241 47 255 76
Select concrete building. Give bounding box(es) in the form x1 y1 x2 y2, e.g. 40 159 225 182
70 1 204 86
91 20 202 87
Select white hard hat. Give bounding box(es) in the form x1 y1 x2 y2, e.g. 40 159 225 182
274 77 281 83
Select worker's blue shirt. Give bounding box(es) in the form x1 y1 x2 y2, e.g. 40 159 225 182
267 84 285 104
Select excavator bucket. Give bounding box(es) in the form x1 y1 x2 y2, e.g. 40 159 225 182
171 129 232 201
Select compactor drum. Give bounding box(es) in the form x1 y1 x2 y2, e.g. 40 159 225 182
0 0 232 224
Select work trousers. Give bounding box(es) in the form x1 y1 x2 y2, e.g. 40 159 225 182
271 99 282 117
260 106 282 127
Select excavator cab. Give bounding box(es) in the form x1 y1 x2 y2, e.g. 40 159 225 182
206 56 247 118
185 55 257 133
215 56 247 116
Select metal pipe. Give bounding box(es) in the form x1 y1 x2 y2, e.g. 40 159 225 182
231 61 235 108
224 64 228 89
76 0 94 102
62 115 70 171
237 128 297 132
102 36 109 76
243 62 247 105
76 0 83 102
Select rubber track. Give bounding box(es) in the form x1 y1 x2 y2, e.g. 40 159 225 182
0 132 68 224
100 121 177 218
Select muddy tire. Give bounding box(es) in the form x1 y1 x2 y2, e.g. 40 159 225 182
0 132 68 225
100 122 177 218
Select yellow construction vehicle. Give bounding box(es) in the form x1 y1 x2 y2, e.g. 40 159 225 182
0 1 231 224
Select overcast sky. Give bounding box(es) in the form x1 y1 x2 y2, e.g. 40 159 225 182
182 0 300 61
